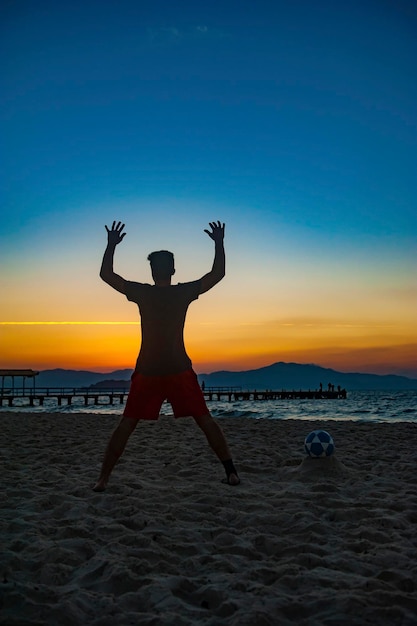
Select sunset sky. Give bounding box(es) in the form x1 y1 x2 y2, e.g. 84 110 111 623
1 0 416 378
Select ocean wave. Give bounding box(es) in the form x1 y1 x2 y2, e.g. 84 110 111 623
1 391 416 423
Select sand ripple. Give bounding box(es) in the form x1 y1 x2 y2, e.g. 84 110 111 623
1 414 417 625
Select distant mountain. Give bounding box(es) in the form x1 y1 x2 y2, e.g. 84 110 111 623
12 362 417 390
33 368 133 388
89 379 131 390
198 362 417 391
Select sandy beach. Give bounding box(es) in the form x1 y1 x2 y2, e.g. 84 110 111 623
1 412 417 625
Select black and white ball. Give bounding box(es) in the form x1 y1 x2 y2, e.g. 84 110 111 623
304 430 335 458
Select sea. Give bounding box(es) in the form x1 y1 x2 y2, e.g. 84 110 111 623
1 390 416 424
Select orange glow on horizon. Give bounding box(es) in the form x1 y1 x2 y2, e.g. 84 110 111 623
1 319 416 378
0 321 137 325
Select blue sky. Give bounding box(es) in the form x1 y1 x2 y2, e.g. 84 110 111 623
1 0 416 376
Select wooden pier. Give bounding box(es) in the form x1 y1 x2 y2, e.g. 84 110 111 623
0 385 347 408
0 387 128 408
203 388 347 401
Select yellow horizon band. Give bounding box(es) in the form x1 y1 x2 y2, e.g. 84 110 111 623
0 321 138 325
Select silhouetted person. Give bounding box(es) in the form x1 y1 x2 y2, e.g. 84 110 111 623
93 220 239 491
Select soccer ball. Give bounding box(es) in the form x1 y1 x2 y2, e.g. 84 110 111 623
304 430 335 458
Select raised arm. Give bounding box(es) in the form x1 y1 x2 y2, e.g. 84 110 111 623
100 221 127 293
199 221 226 294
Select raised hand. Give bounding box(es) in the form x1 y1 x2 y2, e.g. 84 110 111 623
105 221 126 246
204 221 225 243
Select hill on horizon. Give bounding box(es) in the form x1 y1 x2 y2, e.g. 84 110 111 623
18 362 417 390
33 368 133 389
199 362 417 391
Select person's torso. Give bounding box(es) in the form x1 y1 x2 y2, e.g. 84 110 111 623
126 281 200 376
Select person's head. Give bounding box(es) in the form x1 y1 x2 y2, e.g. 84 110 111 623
147 250 175 282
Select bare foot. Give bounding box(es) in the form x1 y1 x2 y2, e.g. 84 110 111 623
222 473 240 486
93 479 108 492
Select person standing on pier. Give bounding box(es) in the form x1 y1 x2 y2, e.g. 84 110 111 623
93 220 239 491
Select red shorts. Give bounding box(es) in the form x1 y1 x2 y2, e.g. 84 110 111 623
123 369 209 421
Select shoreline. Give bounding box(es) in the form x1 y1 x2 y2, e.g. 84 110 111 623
2 413 417 625
1 408 416 426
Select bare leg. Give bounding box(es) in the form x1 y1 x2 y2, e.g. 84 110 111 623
93 416 138 491
194 413 240 485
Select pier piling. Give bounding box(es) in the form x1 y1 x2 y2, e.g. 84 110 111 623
0 385 347 408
